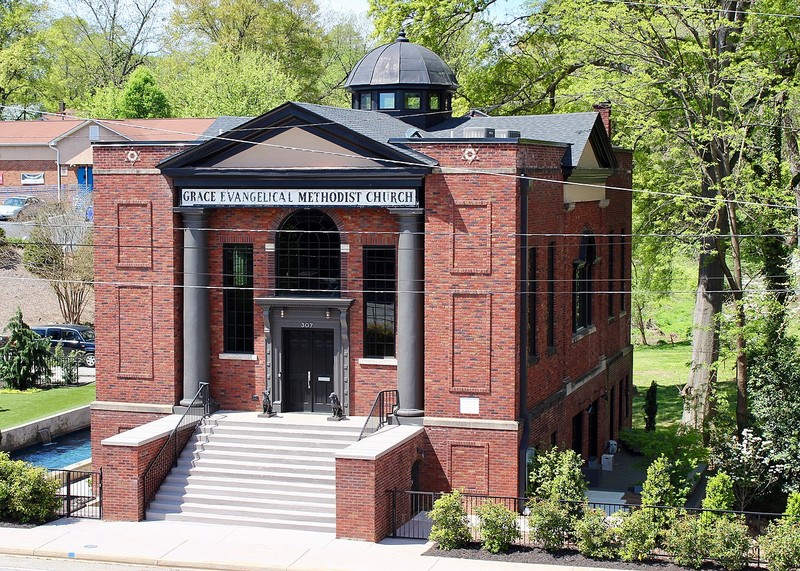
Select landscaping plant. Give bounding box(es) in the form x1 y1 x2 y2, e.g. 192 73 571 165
0 309 52 390
617 507 657 561
428 490 471 550
785 491 800 517
0 452 60 523
760 518 800 571
701 472 735 527
644 380 658 431
664 513 710 569
476 501 521 554
526 498 571 551
574 506 619 559
708 515 750 571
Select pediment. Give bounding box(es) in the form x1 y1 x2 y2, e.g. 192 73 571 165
198 127 384 169
160 102 430 174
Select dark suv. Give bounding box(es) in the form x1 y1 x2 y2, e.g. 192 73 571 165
31 325 96 367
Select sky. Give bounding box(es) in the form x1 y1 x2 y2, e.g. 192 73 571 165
319 0 372 17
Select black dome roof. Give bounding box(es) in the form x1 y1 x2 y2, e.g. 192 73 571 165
345 32 458 91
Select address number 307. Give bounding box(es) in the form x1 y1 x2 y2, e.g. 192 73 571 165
300 322 313 328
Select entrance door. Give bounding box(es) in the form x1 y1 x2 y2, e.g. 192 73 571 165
283 329 334 412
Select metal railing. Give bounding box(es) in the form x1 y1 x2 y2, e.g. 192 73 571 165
389 490 788 566
0 353 87 389
143 383 210 507
358 389 399 440
49 468 102 519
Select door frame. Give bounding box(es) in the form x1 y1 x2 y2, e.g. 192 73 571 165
256 297 354 415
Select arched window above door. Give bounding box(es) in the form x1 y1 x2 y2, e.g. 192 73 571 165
276 209 341 297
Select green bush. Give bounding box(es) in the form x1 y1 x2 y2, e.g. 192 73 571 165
476 502 521 554
761 518 800 571
785 492 800 517
0 309 52 390
527 499 571 551
528 447 587 503
664 513 709 569
574 507 618 559
428 490 471 550
617 508 657 561
708 515 750 571
701 472 735 527
0 452 60 523
640 455 682 543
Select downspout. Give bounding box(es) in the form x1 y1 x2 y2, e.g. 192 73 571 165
48 142 62 203
518 172 531 501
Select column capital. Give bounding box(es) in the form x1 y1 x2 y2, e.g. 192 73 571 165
173 207 209 226
389 208 424 220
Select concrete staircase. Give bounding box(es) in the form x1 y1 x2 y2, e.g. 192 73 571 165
146 413 362 531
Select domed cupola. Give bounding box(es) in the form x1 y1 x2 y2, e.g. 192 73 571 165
345 31 458 129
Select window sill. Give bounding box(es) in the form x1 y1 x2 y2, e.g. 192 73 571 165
219 353 258 361
572 325 597 343
527 355 540 366
358 357 398 367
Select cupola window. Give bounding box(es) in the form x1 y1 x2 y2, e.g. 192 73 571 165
378 92 396 110
404 92 421 110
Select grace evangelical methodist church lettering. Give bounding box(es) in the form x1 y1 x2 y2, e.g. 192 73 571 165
180 188 418 208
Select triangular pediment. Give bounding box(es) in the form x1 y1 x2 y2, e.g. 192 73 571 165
160 102 431 174
199 126 384 169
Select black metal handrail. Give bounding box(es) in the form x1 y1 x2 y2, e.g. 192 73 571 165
358 389 399 440
143 383 210 507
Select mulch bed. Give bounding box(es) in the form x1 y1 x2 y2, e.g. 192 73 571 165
424 543 765 570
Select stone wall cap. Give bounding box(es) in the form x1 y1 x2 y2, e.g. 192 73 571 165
101 414 184 447
335 425 423 461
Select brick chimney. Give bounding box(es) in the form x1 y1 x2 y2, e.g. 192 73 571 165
593 102 611 139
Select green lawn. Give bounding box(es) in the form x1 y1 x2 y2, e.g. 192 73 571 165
632 341 736 430
0 383 95 429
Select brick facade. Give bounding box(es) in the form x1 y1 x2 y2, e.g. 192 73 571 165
91 106 632 538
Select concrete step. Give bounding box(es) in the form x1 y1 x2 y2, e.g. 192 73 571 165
175 462 335 484
190 445 336 466
159 473 335 495
149 500 336 524
194 433 354 450
156 482 334 505
151 491 333 514
148 510 335 533
200 424 360 442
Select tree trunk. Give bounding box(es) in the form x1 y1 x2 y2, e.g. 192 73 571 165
682 235 724 433
635 301 649 345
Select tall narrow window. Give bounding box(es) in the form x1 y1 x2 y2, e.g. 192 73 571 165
276 210 341 296
619 227 626 312
608 230 615 317
363 247 396 358
547 242 555 349
573 233 596 332
223 244 254 353
527 247 537 357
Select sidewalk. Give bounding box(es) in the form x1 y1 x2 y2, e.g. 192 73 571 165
0 517 596 571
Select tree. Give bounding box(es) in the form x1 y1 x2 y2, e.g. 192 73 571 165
155 47 300 116
0 0 48 108
0 309 52 390
169 0 325 99
23 205 94 325
711 428 783 509
119 66 170 117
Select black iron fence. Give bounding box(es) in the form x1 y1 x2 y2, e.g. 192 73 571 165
143 384 210 507
389 490 787 566
359 389 399 440
49 468 102 519
0 353 88 389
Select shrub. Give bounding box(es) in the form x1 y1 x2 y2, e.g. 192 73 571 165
428 490 471 550
528 447 587 503
708 515 750 571
476 501 521 554
785 492 800 517
617 508 657 561
0 452 60 523
664 513 709 569
574 507 618 559
527 499 571 551
640 455 682 543
701 472 735 527
760 518 800 571
0 309 52 390
644 380 658 431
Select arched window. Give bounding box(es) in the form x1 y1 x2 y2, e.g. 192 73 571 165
276 210 341 297
573 233 596 332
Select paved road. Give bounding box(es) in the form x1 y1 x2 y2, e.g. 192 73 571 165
0 555 205 571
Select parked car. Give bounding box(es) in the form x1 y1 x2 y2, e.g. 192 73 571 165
31 324 96 367
0 195 40 220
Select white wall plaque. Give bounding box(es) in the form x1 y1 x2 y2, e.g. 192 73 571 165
460 397 480 415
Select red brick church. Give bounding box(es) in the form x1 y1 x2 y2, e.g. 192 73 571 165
90 32 633 540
